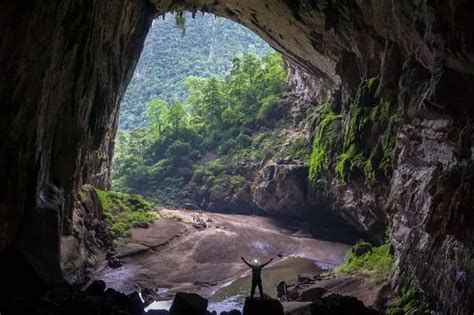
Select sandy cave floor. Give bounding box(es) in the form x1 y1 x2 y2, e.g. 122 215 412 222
97 209 350 300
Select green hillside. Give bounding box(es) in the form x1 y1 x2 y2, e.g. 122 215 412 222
119 13 273 130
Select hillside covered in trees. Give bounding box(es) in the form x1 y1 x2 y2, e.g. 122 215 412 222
119 13 272 130
113 53 300 206
113 13 312 208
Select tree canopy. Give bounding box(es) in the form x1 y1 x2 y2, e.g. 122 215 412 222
113 52 288 200
119 13 272 130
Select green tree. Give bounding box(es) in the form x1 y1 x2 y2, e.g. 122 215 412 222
167 102 187 134
146 98 168 136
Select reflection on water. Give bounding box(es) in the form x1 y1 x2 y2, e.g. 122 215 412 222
147 256 324 313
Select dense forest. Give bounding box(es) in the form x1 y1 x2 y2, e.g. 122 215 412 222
112 13 307 207
119 13 272 130
113 53 293 204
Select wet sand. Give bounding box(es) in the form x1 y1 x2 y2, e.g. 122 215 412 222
97 209 350 300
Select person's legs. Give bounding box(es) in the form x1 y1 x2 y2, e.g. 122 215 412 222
258 281 264 299
251 281 256 298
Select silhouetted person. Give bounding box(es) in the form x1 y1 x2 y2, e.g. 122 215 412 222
241 256 273 299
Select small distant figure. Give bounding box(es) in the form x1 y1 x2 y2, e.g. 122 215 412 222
241 256 273 299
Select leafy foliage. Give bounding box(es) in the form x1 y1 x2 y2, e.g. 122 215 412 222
120 13 272 130
335 239 394 283
387 288 431 315
95 189 156 242
113 53 289 202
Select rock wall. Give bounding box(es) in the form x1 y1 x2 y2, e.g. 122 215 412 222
0 0 154 284
388 118 474 313
159 1 474 312
0 0 473 313
61 185 113 285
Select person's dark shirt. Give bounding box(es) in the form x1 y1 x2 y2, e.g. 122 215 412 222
241 257 272 282
251 265 263 281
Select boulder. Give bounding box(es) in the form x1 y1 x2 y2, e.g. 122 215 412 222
243 297 284 315
309 293 380 315
141 287 158 306
276 281 287 299
169 292 208 315
103 288 145 314
193 221 207 230
108 255 123 268
133 221 150 229
85 280 106 296
297 287 326 302
351 242 373 257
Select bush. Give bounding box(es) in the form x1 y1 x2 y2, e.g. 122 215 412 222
335 239 394 283
281 135 309 161
96 189 156 243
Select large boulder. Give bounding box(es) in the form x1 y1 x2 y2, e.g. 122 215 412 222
309 293 380 315
169 292 208 315
243 297 284 315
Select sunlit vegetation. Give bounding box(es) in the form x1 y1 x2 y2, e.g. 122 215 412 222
120 13 272 130
95 189 156 242
387 288 431 315
335 239 394 283
113 53 288 203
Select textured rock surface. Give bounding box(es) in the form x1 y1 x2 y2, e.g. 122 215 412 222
388 118 474 313
253 161 309 217
61 185 113 284
0 0 154 283
0 0 473 314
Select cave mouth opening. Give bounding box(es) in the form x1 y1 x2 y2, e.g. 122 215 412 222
1 2 473 314
107 10 363 243
86 11 363 310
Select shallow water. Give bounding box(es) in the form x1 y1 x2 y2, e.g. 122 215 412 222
147 256 325 313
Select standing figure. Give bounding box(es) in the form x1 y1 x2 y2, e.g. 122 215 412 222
241 256 273 299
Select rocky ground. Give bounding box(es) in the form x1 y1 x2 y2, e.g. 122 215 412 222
97 209 350 301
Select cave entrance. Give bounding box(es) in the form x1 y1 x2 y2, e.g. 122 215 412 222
90 12 359 311
111 11 279 211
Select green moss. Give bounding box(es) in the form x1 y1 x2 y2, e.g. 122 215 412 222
335 239 394 283
308 98 342 185
96 189 156 243
387 288 431 315
334 78 398 185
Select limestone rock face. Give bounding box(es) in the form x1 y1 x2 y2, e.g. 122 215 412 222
0 0 154 284
1 0 474 314
253 162 309 217
387 119 474 314
61 185 113 284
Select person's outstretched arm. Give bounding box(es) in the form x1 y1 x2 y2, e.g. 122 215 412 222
261 258 273 267
241 257 253 267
